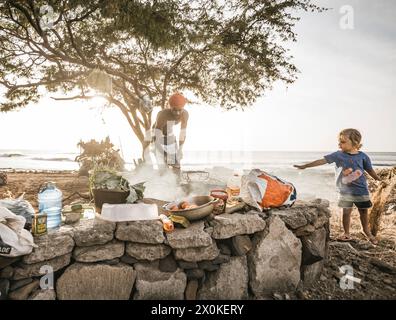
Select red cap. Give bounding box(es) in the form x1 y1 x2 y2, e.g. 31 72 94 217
169 93 186 109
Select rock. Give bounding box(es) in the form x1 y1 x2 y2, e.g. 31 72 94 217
225 201 246 214
28 289 56 300
204 226 213 236
186 268 205 279
166 221 212 249
103 258 120 265
231 235 253 256
273 293 283 300
13 254 71 280
272 207 309 229
218 243 232 256
73 240 124 263
301 240 323 266
64 211 81 225
133 263 187 300
73 217 116 247
212 254 231 265
159 255 178 273
197 261 220 272
185 280 199 300
57 263 135 300
177 261 198 269
174 239 220 262
248 216 302 297
116 220 165 244
126 242 171 261
0 257 20 269
120 255 139 265
0 279 9 300
0 266 14 279
8 280 39 300
329 241 359 254
211 212 266 239
294 224 316 237
301 228 327 286
313 215 329 229
198 256 248 300
308 198 330 209
10 278 33 291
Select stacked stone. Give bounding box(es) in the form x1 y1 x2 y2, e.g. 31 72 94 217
272 199 331 286
0 199 330 300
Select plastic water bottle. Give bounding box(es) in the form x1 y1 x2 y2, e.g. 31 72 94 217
38 182 63 229
227 172 242 203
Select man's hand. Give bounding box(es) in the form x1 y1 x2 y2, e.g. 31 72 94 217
294 164 306 170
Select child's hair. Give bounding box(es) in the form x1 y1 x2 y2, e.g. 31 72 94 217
339 128 363 149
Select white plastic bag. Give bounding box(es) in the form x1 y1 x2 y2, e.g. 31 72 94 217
0 207 36 257
241 169 297 211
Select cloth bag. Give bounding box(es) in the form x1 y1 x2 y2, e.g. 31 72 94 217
0 207 36 257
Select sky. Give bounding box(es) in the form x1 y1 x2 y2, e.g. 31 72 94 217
0 0 395 160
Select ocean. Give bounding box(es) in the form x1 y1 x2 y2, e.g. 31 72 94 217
1 150 395 202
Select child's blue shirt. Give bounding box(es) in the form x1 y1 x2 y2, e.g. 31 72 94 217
324 151 373 196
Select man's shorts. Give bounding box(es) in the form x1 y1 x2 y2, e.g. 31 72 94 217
337 200 373 209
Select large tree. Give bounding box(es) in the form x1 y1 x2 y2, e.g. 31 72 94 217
0 0 323 156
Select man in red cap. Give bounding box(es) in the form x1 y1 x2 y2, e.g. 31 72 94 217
147 93 189 171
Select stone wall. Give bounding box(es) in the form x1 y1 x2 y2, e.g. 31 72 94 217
0 199 330 300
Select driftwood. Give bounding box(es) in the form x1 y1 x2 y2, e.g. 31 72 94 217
369 168 396 236
369 258 396 274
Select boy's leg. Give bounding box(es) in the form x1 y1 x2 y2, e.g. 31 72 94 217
358 207 378 244
342 208 353 236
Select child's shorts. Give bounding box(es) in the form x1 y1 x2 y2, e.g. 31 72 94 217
337 200 373 209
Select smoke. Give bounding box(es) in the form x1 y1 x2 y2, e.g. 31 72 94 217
122 165 188 202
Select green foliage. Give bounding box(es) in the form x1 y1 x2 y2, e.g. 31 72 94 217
89 165 145 203
76 137 124 176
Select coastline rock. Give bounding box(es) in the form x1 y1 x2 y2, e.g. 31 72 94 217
166 221 212 249
73 217 115 247
23 229 74 264
174 239 219 262
133 263 186 300
57 263 135 300
211 212 266 239
8 280 39 300
248 216 301 297
126 242 171 261
28 289 56 300
231 235 253 256
198 256 248 300
116 220 165 244
301 227 327 285
73 240 125 263
13 254 71 280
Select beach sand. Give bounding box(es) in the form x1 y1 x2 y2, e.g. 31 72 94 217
0 171 90 210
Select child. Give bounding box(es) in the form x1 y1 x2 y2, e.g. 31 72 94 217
294 128 383 244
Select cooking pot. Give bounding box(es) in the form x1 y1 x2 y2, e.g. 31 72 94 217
162 196 217 221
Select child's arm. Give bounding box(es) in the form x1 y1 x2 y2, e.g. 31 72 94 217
294 158 327 169
365 168 381 181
